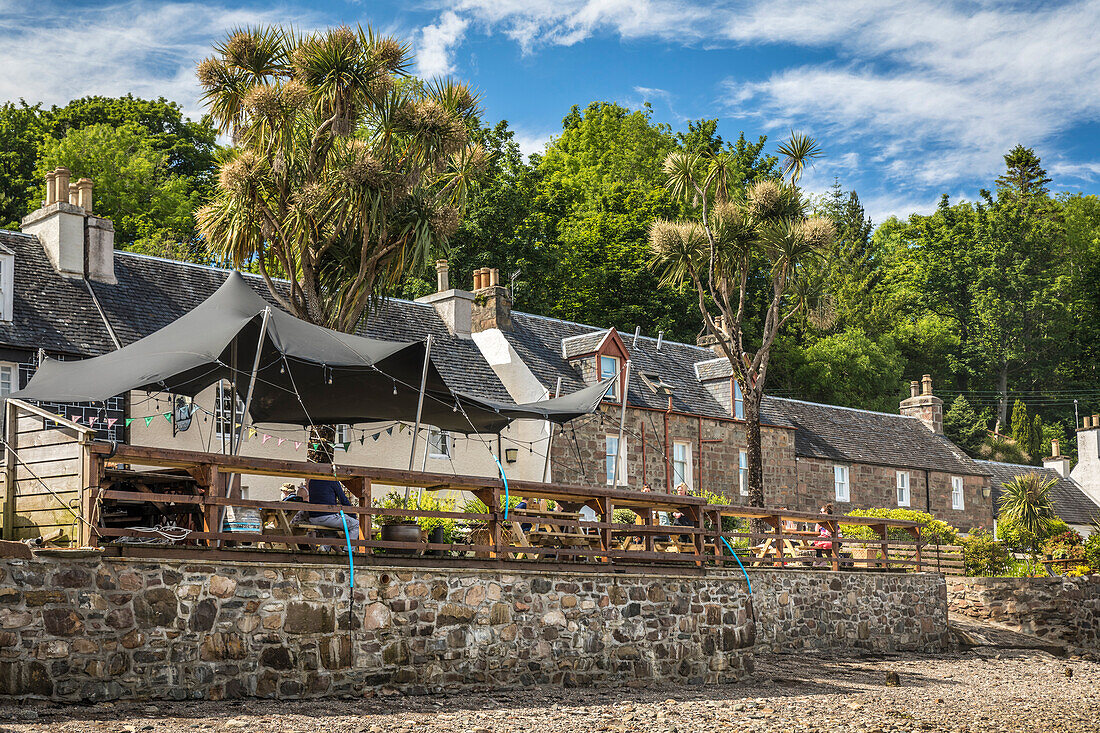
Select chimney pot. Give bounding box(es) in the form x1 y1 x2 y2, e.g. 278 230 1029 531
1093 415 1099 429
489 268 499 287
54 168 71 204
45 171 57 205
1051 438 1060 457
909 380 920 398
921 374 932 395
67 182 79 206
75 178 93 213
435 259 449 292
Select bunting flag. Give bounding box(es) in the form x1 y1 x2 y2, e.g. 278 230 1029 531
107 418 118 429
339 441 351 452
387 426 395 436
371 432 380 441
262 434 272 444
125 418 134 427
248 427 258 439
360 436 366 445
163 413 172 423
277 437 286 447
71 415 82 423
294 441 302 451
144 416 154 427
89 416 98 425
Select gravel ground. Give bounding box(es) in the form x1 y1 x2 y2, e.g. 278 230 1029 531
1 648 1097 733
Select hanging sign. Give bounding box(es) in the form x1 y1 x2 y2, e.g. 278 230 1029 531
173 395 194 435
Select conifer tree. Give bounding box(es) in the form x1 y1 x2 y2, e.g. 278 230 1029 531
1010 399 1032 455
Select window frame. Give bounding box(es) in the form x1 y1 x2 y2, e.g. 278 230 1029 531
427 428 452 460
599 355 620 399
604 434 627 486
334 424 350 445
733 379 744 420
738 450 749 496
834 464 850 502
896 470 910 507
672 440 693 490
215 381 244 442
0 361 14 397
951 476 965 510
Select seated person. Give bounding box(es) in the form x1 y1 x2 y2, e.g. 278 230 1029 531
813 502 835 559
302 477 360 540
670 482 693 542
281 482 306 502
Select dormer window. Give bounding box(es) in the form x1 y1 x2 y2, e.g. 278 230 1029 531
600 355 619 398
0 247 13 322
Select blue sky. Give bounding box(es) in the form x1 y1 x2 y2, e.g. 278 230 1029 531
2 0 1099 223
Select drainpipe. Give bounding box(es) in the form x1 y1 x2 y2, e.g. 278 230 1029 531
641 421 647 488
664 395 672 493
925 469 932 513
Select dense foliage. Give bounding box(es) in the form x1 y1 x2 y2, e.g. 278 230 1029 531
0 96 218 250
842 508 959 545
962 529 1013 577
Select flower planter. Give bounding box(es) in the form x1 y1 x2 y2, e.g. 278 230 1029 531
380 521 422 553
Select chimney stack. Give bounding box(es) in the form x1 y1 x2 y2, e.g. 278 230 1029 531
1044 437 1072 478
471 265 512 333
900 374 943 434
416 258 472 338
21 169 115 284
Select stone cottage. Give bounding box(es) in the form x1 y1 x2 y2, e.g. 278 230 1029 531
0 171 1002 529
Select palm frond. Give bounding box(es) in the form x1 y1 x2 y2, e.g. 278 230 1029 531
776 131 822 184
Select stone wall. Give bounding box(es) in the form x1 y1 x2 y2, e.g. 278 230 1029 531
948 576 1100 649
793 458 992 530
550 403 795 500
0 555 946 702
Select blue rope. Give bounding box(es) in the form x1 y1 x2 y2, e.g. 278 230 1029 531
339 510 354 590
493 455 510 520
720 536 753 594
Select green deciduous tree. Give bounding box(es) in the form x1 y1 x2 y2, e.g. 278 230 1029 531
38 122 202 255
0 101 48 229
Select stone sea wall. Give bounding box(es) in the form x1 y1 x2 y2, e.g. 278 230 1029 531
0 555 946 701
948 575 1100 648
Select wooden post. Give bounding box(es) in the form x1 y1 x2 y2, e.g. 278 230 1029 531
908 525 922 572
488 485 501 558
602 499 614 562
829 520 840 572
2 400 16 541
79 449 101 548
876 523 889 571
642 507 655 553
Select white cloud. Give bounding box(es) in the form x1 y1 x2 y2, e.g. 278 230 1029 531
511 127 555 159
0 0 312 120
431 0 1100 202
417 10 469 78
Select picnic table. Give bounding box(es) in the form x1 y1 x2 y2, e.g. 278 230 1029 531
751 528 820 566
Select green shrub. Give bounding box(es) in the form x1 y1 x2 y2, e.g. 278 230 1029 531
1042 529 1084 561
997 516 1069 552
842 508 959 545
963 528 1013 577
1083 532 1100 571
612 508 638 525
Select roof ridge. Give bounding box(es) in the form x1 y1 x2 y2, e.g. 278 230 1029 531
766 395 917 420
975 459 1057 471
513 310 712 355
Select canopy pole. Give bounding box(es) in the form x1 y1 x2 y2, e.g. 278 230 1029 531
234 307 271 456
611 360 631 490
541 376 562 483
405 334 434 502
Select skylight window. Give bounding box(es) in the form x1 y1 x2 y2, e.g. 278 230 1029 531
640 372 674 396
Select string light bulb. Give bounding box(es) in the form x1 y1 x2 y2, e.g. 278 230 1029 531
392 380 398 396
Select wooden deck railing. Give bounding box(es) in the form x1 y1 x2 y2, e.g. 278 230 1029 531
2 400 927 572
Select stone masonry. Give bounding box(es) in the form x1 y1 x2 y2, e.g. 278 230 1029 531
948 575 1100 649
0 556 946 702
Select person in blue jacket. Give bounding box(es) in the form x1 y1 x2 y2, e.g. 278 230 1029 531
304 478 360 541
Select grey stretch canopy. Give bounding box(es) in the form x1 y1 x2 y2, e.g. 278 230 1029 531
13 272 613 433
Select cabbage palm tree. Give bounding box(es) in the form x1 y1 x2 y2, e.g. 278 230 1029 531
998 472 1058 573
196 25 485 333
648 134 831 509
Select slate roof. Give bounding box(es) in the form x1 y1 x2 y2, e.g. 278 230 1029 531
977 460 1100 526
0 231 512 403
506 311 795 426
561 331 608 359
694 357 733 382
764 397 987 476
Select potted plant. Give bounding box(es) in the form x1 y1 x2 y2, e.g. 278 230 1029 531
375 491 422 549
